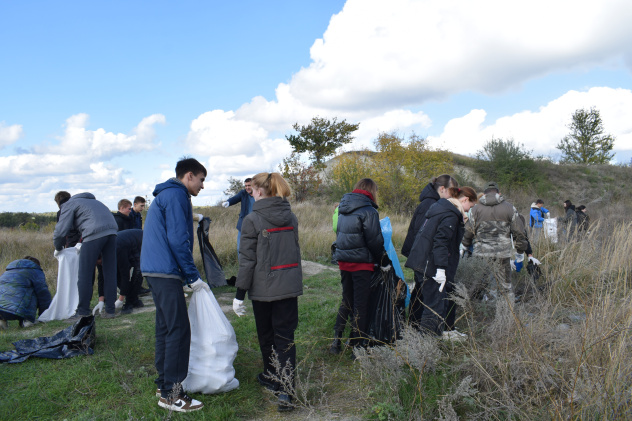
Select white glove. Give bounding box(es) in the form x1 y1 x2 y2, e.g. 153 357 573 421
114 299 124 310
528 256 541 265
433 269 447 292
190 278 210 293
380 264 391 272
222 201 230 208
510 260 516 271
459 249 464 258
233 298 246 317
515 253 525 263
54 249 61 258
92 301 105 315
194 213 204 222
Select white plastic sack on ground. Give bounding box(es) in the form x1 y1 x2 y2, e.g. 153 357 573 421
39 245 81 322
183 288 239 394
544 219 558 243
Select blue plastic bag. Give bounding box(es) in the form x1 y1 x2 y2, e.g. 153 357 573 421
380 217 410 307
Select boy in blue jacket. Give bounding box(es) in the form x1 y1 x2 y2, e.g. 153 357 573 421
141 157 209 413
0 256 51 328
529 199 549 242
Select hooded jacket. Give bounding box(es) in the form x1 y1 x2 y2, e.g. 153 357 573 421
529 203 549 228
404 199 465 282
140 178 201 284
462 192 528 258
0 259 51 322
235 196 303 302
53 192 118 250
402 183 441 257
114 211 133 231
562 205 577 231
333 191 385 265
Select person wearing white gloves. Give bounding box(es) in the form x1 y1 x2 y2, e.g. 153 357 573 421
140 158 207 413
233 172 303 412
222 177 254 255
405 186 478 340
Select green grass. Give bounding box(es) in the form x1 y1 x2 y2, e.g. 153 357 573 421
0 266 375 420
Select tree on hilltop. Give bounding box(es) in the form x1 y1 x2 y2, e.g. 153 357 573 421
557 107 615 164
285 117 360 168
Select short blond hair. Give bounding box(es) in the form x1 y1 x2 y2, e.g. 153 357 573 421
118 199 132 210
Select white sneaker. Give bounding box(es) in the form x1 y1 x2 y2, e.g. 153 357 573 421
20 320 35 328
0 320 7 329
442 330 467 342
158 394 204 412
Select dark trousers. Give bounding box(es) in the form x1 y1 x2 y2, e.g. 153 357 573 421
252 297 298 392
117 250 141 305
147 276 190 398
417 272 456 336
334 270 372 346
408 271 424 329
77 235 117 315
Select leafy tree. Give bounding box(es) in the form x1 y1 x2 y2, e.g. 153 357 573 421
326 151 373 201
557 107 615 164
474 137 538 187
279 153 322 202
223 176 245 197
285 117 360 168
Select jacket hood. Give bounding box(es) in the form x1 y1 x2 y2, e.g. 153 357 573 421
153 177 189 198
419 183 440 203
566 204 576 211
252 197 293 226
116 211 131 220
6 259 41 271
531 202 539 208
479 192 505 206
426 198 463 221
338 192 378 215
71 192 96 201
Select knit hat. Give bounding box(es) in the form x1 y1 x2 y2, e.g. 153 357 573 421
484 181 499 192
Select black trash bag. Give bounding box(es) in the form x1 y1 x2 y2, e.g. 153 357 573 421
330 242 338 265
0 316 96 364
366 268 406 345
197 217 227 287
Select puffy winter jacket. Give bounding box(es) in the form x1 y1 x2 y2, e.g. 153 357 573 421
404 199 464 282
333 192 385 264
53 192 118 250
401 183 441 257
529 204 549 228
140 178 201 284
462 193 528 258
576 211 589 232
0 259 51 322
235 196 303 302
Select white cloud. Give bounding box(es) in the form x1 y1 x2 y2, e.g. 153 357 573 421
0 122 23 148
427 87 632 159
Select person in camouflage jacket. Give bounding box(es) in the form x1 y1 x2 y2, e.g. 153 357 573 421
462 182 528 296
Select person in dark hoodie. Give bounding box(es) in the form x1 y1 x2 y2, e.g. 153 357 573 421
232 172 303 412
330 178 388 357
402 175 459 328
53 192 118 320
576 205 589 234
405 187 477 340
113 199 134 231
141 157 209 413
560 200 578 240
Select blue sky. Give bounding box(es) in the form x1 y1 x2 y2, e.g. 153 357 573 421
1 0 631 212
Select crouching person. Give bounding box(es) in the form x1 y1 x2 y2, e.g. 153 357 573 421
0 257 52 328
232 172 303 412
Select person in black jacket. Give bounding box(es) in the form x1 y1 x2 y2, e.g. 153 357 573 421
115 229 144 314
402 175 458 328
113 199 134 231
330 178 388 356
576 205 589 234
405 187 477 340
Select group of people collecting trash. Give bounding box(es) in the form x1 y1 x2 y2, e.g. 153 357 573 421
0 156 590 414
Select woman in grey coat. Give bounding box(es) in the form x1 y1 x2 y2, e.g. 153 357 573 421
232 172 303 412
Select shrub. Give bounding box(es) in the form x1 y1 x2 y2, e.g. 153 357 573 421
473 137 540 188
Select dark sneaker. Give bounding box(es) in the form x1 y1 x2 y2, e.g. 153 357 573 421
121 303 134 315
133 299 144 308
257 373 279 391
139 287 151 296
277 393 294 412
102 312 116 319
158 394 204 412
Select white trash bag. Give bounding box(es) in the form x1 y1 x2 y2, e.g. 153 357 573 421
183 288 239 394
39 245 81 322
543 218 558 243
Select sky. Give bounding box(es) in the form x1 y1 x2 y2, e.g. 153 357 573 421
1 0 631 213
